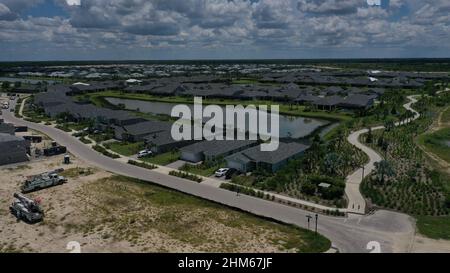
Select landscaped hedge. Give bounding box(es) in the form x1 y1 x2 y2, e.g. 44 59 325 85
79 137 92 144
169 170 202 182
220 183 267 199
93 145 120 159
128 160 157 170
55 124 72 132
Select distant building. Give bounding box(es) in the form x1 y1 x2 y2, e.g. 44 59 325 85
339 94 375 110
0 122 15 135
226 142 309 172
313 96 343 110
0 133 30 166
143 130 195 154
180 140 258 163
125 79 143 85
113 120 171 142
13 85 42 94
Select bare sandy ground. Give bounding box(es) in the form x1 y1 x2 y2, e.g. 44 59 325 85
0 155 314 253
412 235 450 253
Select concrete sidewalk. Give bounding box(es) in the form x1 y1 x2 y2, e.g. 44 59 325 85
344 95 421 214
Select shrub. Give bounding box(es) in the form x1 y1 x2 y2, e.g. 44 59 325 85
169 170 202 182
93 145 120 159
220 183 257 196
128 160 157 170
79 137 92 144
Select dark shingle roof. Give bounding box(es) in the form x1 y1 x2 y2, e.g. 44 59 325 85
226 142 309 164
313 96 343 106
339 94 374 108
123 121 171 136
180 140 257 157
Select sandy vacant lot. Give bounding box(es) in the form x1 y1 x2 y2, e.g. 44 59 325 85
0 155 327 253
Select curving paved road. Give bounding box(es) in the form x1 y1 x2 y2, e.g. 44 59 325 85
1 99 416 253
345 95 420 214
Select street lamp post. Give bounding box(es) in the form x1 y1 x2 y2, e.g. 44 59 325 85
306 215 312 230
315 214 318 235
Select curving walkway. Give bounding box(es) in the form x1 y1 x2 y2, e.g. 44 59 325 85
345 95 420 214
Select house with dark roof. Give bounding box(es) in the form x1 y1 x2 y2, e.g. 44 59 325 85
124 83 164 94
312 96 343 110
114 120 172 142
339 94 375 110
143 130 195 154
180 140 258 163
237 90 270 100
226 142 309 172
295 93 320 105
13 85 42 94
325 86 344 95
0 122 16 135
0 133 30 166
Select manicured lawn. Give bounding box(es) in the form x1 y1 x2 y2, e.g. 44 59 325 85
104 141 145 156
416 215 450 240
179 162 224 177
418 128 450 163
142 151 181 165
65 122 91 131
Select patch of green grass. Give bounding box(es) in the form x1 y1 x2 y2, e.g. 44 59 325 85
104 141 145 156
418 128 450 163
88 132 113 143
169 170 203 182
128 160 157 170
142 150 180 165
55 124 72 132
60 167 94 178
93 145 120 159
79 91 351 122
79 137 92 144
179 162 224 177
232 78 261 85
65 122 91 131
416 215 450 240
442 107 450 123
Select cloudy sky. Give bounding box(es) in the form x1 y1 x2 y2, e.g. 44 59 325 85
0 0 449 61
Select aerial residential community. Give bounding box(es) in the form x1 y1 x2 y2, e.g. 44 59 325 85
0 0 450 266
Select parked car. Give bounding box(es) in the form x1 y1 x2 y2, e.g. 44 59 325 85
215 168 230 177
225 168 239 180
137 149 152 158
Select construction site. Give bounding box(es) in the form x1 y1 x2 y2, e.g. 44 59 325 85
0 154 325 253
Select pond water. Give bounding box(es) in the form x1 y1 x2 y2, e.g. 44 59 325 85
106 97 333 139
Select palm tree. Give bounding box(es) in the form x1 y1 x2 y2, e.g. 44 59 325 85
384 120 395 132
323 153 343 176
374 160 395 184
335 128 345 150
366 127 373 144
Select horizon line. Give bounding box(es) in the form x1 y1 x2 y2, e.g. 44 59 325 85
1 57 450 64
